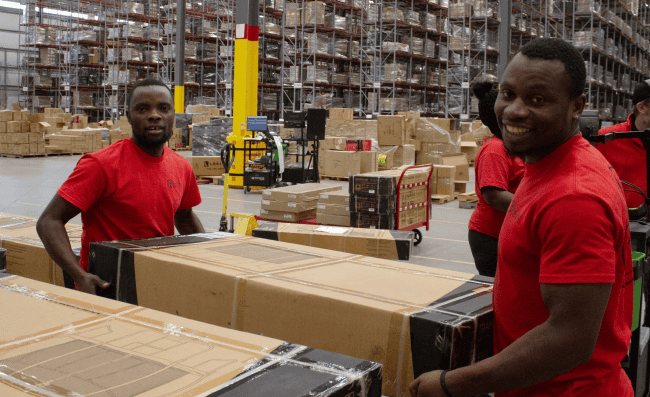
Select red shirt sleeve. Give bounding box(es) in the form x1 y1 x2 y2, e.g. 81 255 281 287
178 162 202 210
476 151 511 191
538 195 616 284
57 155 108 212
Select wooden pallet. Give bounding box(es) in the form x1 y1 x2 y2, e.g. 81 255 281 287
320 175 350 182
0 153 47 158
458 191 478 202
197 175 224 185
431 194 454 204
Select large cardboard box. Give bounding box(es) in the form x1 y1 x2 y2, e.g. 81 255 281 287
322 150 377 178
0 109 13 121
6 121 21 132
316 203 350 216
263 183 341 203
319 189 350 206
253 223 413 260
191 156 225 176
377 115 405 146
0 213 83 285
435 165 456 196
442 153 470 182
378 144 416 170
88 233 494 397
316 212 351 226
461 141 480 163
0 275 382 397
320 136 347 150
48 134 87 153
329 108 354 121
261 199 317 213
259 208 316 222
397 206 428 228
6 132 29 144
415 118 460 143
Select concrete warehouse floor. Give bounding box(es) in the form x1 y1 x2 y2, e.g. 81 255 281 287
0 151 479 275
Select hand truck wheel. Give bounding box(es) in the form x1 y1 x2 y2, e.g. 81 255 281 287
413 229 422 246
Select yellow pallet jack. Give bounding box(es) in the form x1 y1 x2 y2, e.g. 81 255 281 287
219 143 258 235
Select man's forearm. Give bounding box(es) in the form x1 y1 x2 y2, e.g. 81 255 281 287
445 320 591 396
175 211 205 235
36 218 85 281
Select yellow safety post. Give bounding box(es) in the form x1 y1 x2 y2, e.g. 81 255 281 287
227 1 260 187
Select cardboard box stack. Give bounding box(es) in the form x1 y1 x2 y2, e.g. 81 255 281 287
376 114 417 170
87 233 494 397
0 275 383 397
434 164 456 196
349 167 431 230
191 155 225 177
414 117 462 165
0 109 46 156
320 108 379 178
252 222 413 260
260 184 342 222
316 189 350 226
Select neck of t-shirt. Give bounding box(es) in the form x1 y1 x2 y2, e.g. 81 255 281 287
526 134 581 174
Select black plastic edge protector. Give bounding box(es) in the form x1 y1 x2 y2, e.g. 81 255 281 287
88 243 138 304
209 344 382 397
388 230 413 260
409 281 494 377
250 222 280 241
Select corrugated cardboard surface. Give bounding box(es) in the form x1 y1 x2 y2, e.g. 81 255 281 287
263 184 341 202
89 233 493 397
441 153 470 182
192 155 225 176
0 276 382 397
262 199 317 213
260 208 316 222
317 203 350 216
319 189 350 206
377 115 405 146
0 213 82 286
316 213 351 226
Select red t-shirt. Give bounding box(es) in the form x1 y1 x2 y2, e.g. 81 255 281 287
495 135 633 396
597 113 647 209
58 138 202 271
468 137 525 237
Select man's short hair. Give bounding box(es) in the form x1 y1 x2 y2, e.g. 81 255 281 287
632 80 650 108
518 38 586 99
127 79 174 110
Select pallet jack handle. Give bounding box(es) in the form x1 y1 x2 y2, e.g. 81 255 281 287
219 143 236 232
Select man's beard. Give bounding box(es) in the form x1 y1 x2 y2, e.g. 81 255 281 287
502 140 526 162
132 129 173 149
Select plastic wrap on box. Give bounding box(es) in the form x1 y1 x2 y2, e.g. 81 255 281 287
383 63 407 83
38 48 56 66
192 117 233 156
197 43 217 61
332 39 348 58
382 6 404 22
262 92 278 110
219 45 233 57
121 48 143 62
106 48 119 62
404 9 420 25
472 0 495 17
264 41 281 59
304 65 329 83
304 1 326 25
424 39 436 58
262 20 282 35
332 73 349 85
449 2 472 17
144 50 162 63
121 1 144 14
401 37 422 55
285 3 300 26
574 29 605 48
384 42 409 53
164 43 197 59
305 33 330 54
122 25 144 39
145 25 161 40
349 40 360 59
107 27 120 39
474 27 497 51
421 12 437 31
184 70 196 85
325 13 347 30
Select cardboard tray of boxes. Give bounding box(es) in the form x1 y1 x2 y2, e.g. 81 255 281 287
86 233 494 397
0 275 383 397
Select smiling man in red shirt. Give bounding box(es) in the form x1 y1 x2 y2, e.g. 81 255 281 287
410 38 633 397
37 79 205 295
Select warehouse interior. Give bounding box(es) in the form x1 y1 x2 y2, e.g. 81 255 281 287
1 0 650 396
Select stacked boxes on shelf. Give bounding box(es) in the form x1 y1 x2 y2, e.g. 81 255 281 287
260 184 342 222
316 189 350 226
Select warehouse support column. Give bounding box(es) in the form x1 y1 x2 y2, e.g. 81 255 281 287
227 0 259 187
174 0 186 113
497 0 511 82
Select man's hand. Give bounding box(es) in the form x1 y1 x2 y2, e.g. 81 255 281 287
409 370 446 397
75 273 110 295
